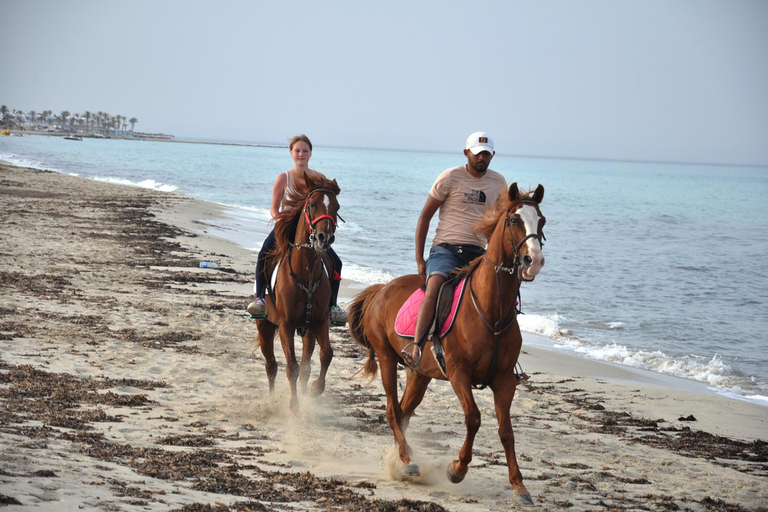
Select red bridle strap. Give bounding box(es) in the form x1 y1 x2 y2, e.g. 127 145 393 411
303 194 337 233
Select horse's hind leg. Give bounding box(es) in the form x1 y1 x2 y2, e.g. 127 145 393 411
492 379 533 506
309 323 333 397
399 368 431 432
446 371 481 484
378 352 416 472
255 320 278 393
299 331 315 394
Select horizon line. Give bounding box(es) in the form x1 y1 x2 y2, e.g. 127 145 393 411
166 134 768 170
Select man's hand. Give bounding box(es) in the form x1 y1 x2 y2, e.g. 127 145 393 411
416 257 426 279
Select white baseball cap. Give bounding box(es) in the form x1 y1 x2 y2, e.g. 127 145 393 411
465 131 494 155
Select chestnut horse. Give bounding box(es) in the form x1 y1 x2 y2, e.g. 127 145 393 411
348 182 545 507
254 172 341 411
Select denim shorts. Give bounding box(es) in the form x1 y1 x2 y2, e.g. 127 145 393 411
425 245 464 279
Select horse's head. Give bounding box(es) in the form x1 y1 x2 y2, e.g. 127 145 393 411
300 172 341 252
503 183 545 281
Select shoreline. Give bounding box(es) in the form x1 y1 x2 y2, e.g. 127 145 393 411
1 163 767 510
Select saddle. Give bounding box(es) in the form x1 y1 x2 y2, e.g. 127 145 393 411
395 276 467 374
394 276 466 340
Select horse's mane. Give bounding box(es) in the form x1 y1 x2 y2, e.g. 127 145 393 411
270 171 341 261
454 185 535 278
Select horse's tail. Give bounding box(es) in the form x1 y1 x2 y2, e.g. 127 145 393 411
348 284 385 383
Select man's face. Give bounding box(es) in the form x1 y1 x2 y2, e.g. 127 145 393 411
466 150 494 173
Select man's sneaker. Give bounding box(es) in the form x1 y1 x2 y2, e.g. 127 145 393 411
247 298 267 317
330 305 348 324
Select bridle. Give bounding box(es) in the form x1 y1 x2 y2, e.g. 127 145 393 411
482 200 545 279
292 187 341 250
286 187 341 332
468 200 545 390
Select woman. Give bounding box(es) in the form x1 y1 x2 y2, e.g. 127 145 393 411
247 134 347 324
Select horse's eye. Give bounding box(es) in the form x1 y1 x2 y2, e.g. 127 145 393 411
510 219 519 226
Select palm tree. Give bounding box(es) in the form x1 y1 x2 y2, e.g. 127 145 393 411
129 117 138 132
84 111 92 132
0 105 8 127
58 111 70 131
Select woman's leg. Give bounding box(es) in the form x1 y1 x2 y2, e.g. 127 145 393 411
328 247 342 306
255 229 277 298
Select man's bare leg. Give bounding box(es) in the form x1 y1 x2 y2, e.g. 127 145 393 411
402 274 446 368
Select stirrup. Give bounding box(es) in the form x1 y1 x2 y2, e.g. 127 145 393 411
400 342 422 369
247 298 268 319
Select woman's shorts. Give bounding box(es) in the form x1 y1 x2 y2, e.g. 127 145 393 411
425 245 464 279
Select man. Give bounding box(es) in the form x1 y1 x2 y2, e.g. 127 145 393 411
401 131 507 368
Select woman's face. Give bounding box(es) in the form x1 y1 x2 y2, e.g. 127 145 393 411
291 141 312 166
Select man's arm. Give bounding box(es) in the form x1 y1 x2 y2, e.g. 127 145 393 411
415 194 443 278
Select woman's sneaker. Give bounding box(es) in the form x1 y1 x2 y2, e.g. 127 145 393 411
247 297 267 317
330 305 348 325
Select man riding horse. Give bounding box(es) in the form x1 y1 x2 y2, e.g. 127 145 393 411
401 131 507 368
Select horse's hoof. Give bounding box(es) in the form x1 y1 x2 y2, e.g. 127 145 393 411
402 464 420 477
309 381 325 397
513 493 535 507
446 462 465 483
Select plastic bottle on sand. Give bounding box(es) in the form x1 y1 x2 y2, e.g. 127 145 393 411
199 261 219 269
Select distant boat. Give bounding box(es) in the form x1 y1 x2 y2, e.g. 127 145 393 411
64 135 83 141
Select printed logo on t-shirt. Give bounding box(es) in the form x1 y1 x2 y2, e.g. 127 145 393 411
464 190 487 204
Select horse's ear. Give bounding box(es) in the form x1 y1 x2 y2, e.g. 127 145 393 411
533 184 544 204
508 182 520 200
331 178 340 193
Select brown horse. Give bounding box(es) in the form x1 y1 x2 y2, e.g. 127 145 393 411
348 182 545 507
254 172 341 411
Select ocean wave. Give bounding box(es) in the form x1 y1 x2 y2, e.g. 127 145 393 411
92 176 178 192
0 153 52 172
342 263 397 285
519 312 768 405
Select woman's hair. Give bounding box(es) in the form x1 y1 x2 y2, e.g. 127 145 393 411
288 134 313 152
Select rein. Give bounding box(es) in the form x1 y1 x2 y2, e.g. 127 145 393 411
468 201 544 390
287 187 339 332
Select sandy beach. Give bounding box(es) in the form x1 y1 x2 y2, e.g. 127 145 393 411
1 163 766 511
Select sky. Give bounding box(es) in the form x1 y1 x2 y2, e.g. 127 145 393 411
2 0 767 166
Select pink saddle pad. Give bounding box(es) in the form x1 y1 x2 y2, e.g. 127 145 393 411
395 278 467 339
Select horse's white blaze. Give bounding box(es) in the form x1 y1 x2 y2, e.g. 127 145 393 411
322 194 331 212
518 204 543 277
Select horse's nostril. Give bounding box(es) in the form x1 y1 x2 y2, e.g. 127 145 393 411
523 255 532 266
329 234 335 245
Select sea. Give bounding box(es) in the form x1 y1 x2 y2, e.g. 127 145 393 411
2 134 767 407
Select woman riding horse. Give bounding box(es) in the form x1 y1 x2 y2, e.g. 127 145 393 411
254 171 342 411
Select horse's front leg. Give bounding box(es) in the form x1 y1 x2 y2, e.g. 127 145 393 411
447 370 481 484
309 321 333 397
299 330 315 394
492 377 534 507
255 320 278 393
278 323 300 411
